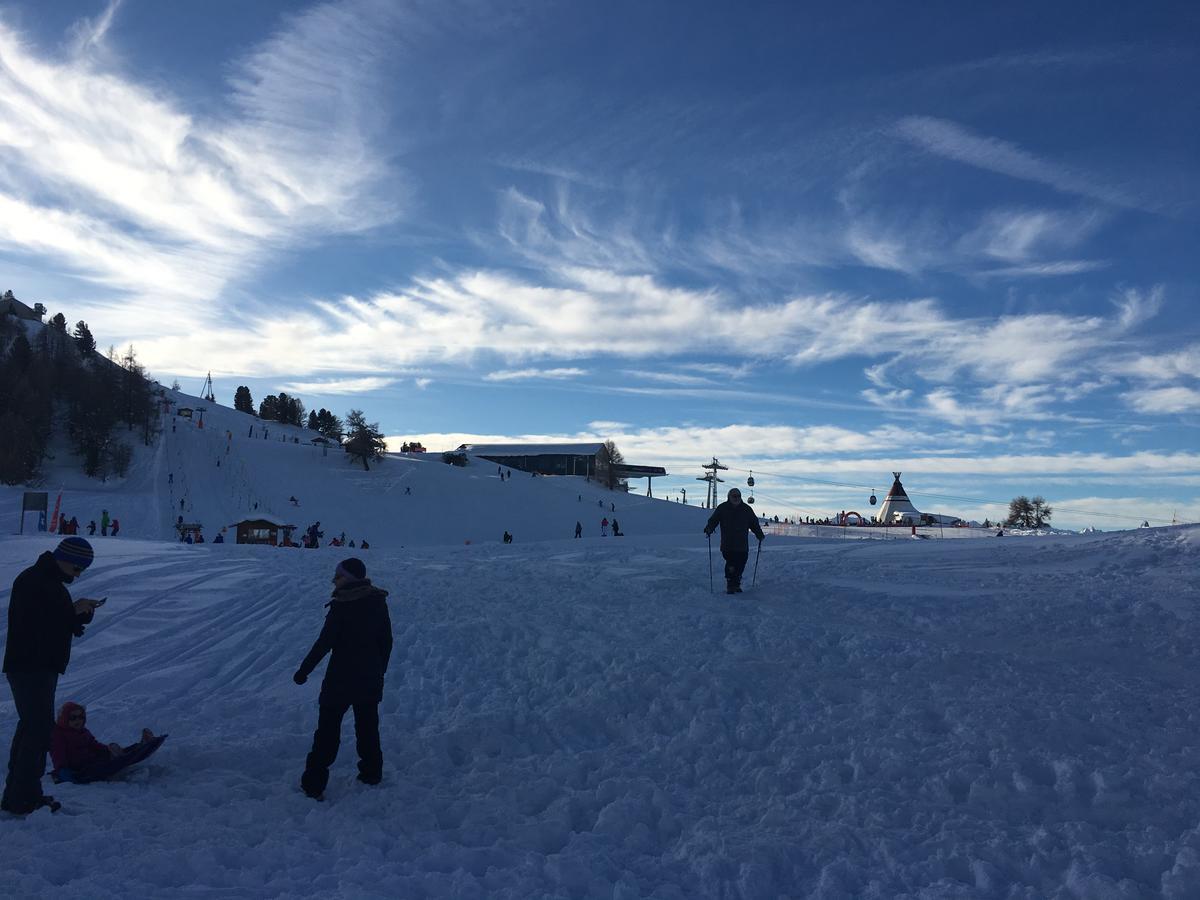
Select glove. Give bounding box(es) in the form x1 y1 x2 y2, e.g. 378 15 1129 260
293 671 307 685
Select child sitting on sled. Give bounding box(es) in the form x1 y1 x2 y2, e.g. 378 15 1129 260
50 702 162 783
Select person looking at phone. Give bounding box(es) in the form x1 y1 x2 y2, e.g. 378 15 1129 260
2 537 103 816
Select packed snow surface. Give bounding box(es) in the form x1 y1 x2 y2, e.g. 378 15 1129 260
2 398 1199 897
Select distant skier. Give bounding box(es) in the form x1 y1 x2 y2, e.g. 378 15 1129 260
87 521 96 536
502 531 513 544
294 558 392 800
100 510 110 537
348 540 356 548
289 496 299 506
360 540 370 550
168 473 173 485
180 499 185 512
404 487 411 495
68 517 79 535
610 503 615 513
996 528 1004 537
110 519 119 537
704 488 765 594
58 515 67 536
213 533 224 544
611 519 621 537
574 522 582 539
601 517 608 536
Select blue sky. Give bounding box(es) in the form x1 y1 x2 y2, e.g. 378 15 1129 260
1 0 1198 529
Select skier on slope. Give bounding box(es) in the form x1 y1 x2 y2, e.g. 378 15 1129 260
704 488 765 594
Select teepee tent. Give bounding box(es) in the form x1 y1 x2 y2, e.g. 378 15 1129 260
876 472 921 524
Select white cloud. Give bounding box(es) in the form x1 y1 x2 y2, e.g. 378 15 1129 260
0 2 403 329
621 369 715 386
1114 342 1200 383
414 378 432 389
894 116 1135 208
1122 386 1200 414
280 376 396 395
485 367 588 382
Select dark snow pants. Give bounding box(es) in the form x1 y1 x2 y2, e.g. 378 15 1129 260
3 672 58 810
301 701 382 796
722 550 749 587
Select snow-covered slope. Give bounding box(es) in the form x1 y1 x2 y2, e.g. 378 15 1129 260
1 389 709 546
3 393 1198 896
1 525 1197 896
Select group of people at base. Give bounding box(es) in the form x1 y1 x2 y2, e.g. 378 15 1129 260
705 487 765 594
2 536 392 815
54 509 119 537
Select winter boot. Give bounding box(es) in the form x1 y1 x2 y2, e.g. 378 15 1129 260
726 580 737 594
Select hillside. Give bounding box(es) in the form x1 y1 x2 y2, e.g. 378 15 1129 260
2 387 709 546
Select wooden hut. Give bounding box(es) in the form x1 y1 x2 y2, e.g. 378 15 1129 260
234 516 290 546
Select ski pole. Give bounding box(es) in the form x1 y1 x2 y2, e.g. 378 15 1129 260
752 538 762 587
707 533 713 594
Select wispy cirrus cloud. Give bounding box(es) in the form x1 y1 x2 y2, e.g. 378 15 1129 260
0 0 404 326
484 367 588 382
280 376 397 394
894 116 1136 208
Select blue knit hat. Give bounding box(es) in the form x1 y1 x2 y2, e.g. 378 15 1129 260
53 537 94 570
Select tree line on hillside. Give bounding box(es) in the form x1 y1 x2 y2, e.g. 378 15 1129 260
0 292 159 485
232 384 385 471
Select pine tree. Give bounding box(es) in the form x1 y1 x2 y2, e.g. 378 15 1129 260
234 385 255 415
1006 496 1034 528
307 410 319 430
50 312 67 331
343 408 386 471
259 394 279 421
73 321 96 356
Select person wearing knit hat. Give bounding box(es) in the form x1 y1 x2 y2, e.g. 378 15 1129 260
3 539 104 816
293 557 392 800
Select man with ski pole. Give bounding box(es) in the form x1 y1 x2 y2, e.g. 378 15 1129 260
703 488 764 595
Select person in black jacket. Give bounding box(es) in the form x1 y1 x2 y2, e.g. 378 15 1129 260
2 538 102 816
704 488 765 594
294 558 393 799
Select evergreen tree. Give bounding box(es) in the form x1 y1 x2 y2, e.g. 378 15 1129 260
343 408 386 471
1006 496 1034 528
73 321 96 356
1030 497 1052 528
259 394 279 421
234 385 255 415
596 439 627 490
307 410 319 430
50 312 67 331
313 408 344 441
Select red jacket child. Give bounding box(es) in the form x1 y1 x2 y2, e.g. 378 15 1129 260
50 702 114 771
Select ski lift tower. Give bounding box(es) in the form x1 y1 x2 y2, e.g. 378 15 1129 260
698 457 728 509
201 372 215 403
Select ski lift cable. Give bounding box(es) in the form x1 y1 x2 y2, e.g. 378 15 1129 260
719 464 1179 526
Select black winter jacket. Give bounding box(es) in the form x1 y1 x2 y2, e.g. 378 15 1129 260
298 579 393 707
3 552 94 674
705 501 765 553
